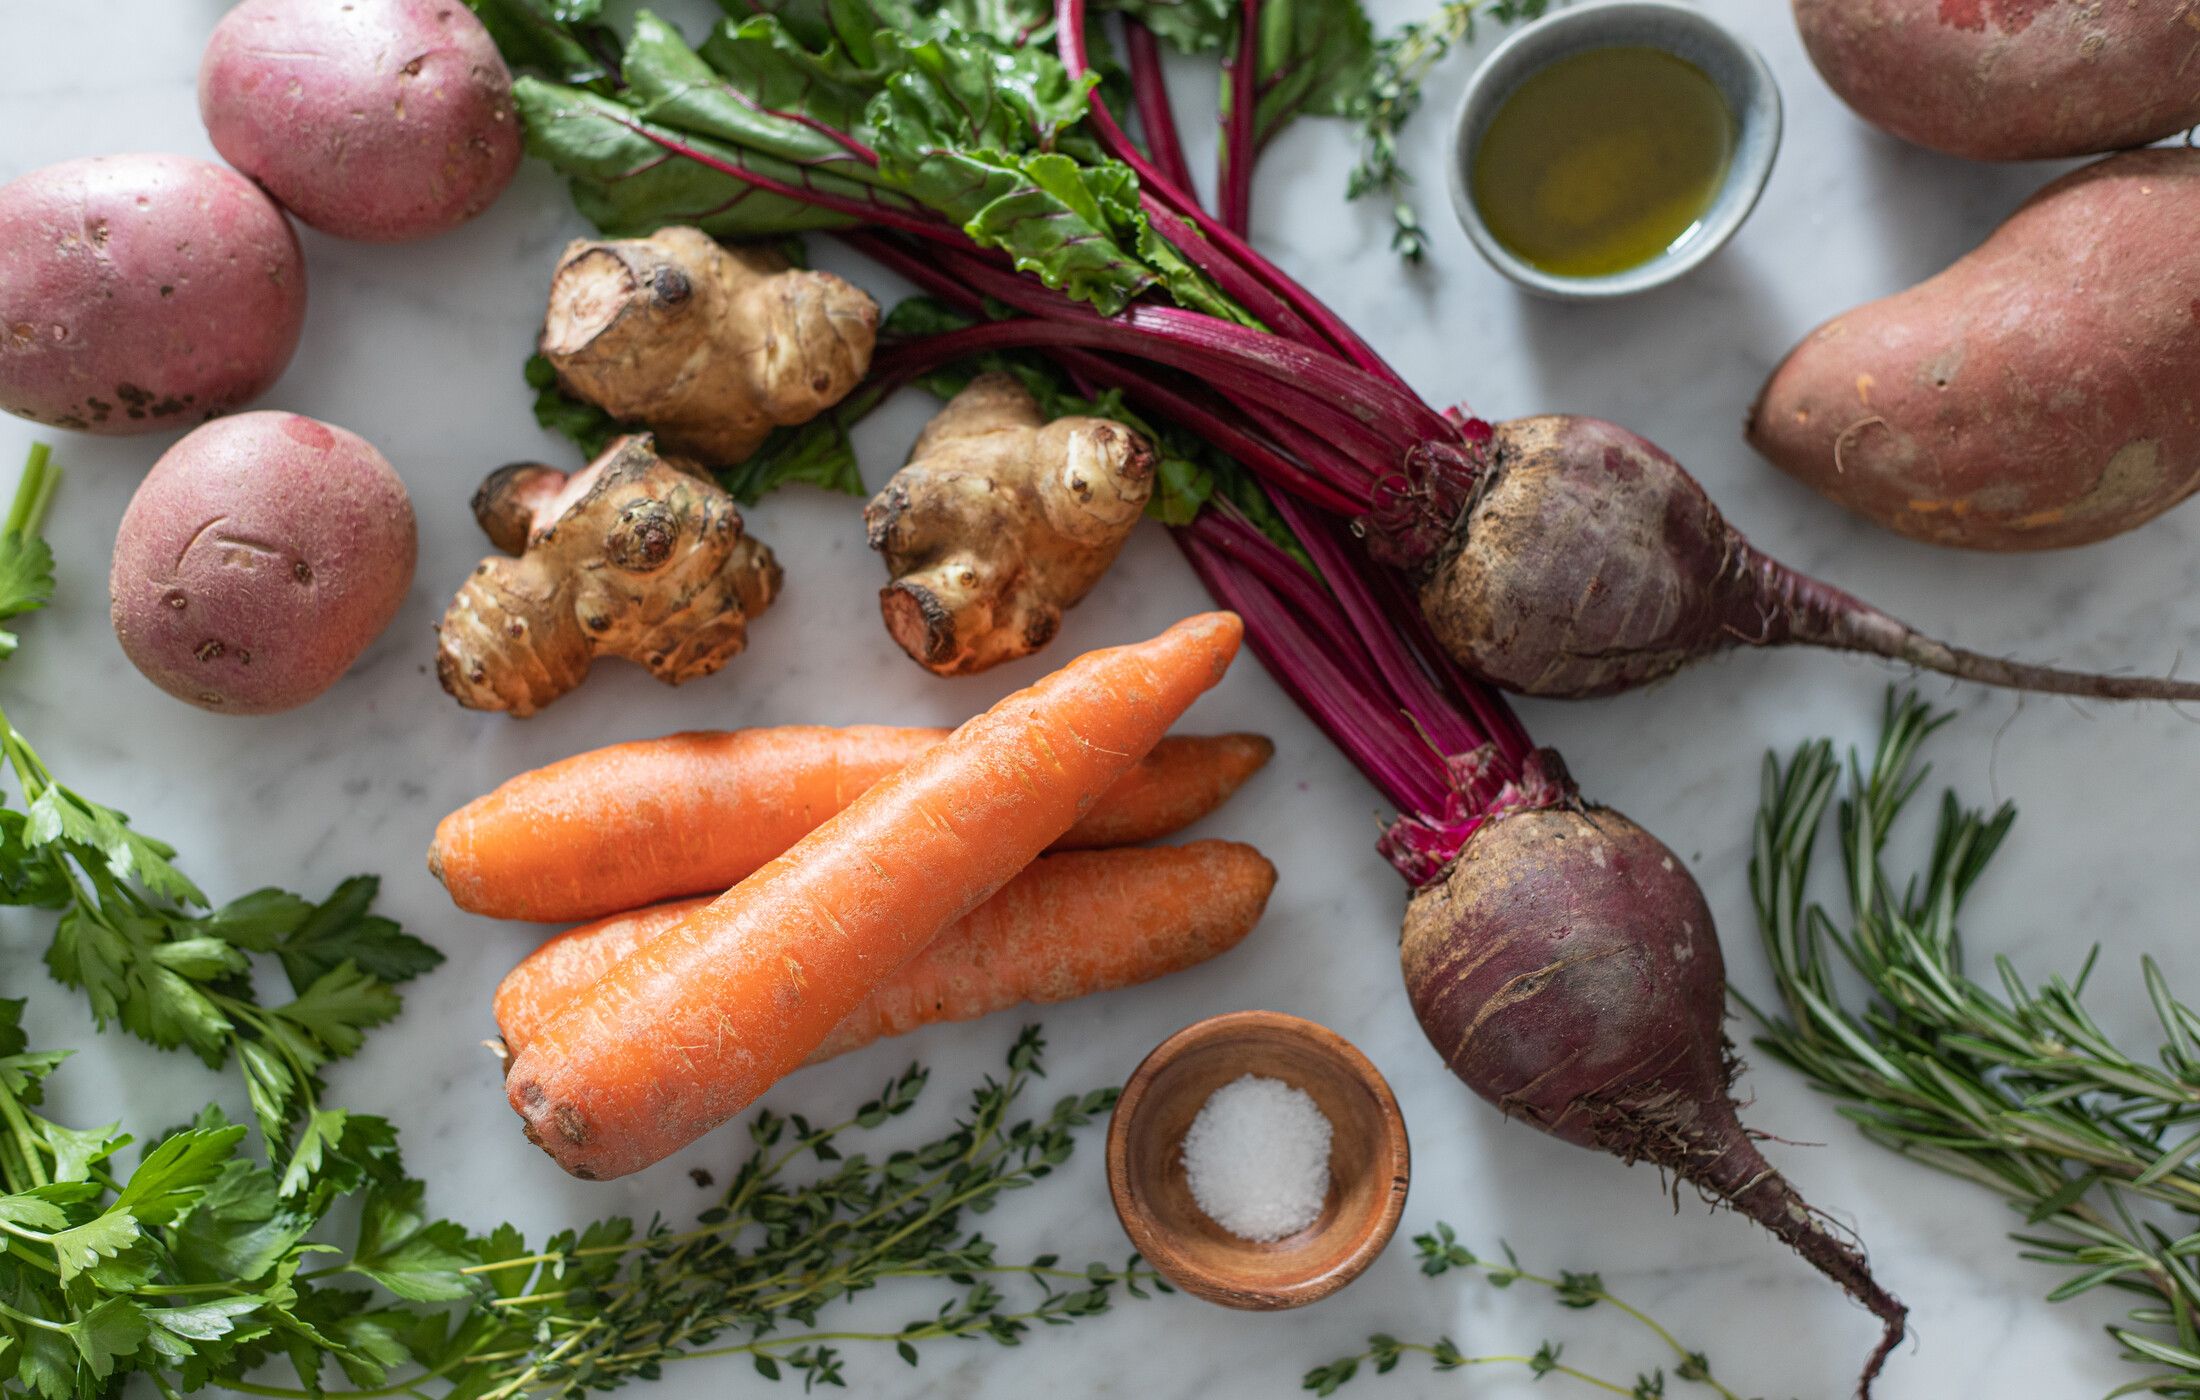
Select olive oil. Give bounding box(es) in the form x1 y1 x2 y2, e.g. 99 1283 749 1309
1470 46 1736 279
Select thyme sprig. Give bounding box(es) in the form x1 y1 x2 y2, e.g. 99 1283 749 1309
0 1017 1156 1397
1304 1223 1742 1398
1348 0 1551 261
1744 690 2200 1396
410 1027 1162 1399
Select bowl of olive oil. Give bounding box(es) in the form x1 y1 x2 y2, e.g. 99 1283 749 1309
1448 0 1781 299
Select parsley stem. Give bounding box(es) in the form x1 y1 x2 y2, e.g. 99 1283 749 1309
0 1297 70 1332
4 1238 59 1275
0 1216 53 1244
4 442 54 539
0 1085 50 1190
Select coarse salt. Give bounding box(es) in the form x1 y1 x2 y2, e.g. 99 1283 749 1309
1180 1072 1332 1242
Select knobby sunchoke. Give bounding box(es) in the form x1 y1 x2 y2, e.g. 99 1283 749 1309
539 226 878 465
437 434 780 717
865 372 1155 676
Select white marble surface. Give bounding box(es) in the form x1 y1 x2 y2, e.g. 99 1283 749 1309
2 2 2196 1397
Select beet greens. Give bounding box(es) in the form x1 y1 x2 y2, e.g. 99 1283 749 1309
503 0 2194 706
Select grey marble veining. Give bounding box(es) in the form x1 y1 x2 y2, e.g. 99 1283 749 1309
1 2 2194 1396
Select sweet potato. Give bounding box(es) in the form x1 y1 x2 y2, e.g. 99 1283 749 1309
110 413 417 714
1793 0 2200 160
1747 149 2200 550
0 154 305 434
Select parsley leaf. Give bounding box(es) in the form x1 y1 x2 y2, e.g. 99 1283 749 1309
0 446 440 1185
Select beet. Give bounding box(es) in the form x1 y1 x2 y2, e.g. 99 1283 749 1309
1402 799 1907 1394
1404 415 2200 701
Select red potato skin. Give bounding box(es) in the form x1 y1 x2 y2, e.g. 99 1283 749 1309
110 413 418 714
199 0 522 243
0 154 305 434
1793 0 2200 160
1748 150 2200 550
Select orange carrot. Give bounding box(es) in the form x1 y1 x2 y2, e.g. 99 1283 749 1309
494 842 1275 1064
431 728 1273 923
505 612 1244 1179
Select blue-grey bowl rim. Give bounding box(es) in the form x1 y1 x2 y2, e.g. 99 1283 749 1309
1446 0 1784 301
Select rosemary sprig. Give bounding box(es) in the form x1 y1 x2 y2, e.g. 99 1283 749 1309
1304 1223 1742 1398
1743 689 2200 1396
1348 0 1551 261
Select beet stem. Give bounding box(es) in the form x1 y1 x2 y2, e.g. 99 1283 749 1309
1217 0 1261 235
1123 20 1195 195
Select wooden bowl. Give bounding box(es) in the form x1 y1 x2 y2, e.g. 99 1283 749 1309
1105 1010 1409 1310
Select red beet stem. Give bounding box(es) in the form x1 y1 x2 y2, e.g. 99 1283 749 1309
1144 201 1327 348
1217 0 1262 234
1054 0 1413 390
1124 19 1195 194
1745 549 2200 701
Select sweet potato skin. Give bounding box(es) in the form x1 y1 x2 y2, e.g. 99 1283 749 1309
1793 0 2200 160
1747 149 2200 551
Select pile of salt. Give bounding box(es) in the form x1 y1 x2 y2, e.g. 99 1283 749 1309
1180 1072 1333 1242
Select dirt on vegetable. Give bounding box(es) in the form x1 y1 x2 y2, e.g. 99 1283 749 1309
867 371 1156 675
436 434 780 717
540 227 879 466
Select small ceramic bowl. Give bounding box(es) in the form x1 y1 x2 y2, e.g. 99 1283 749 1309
1105 1010 1409 1310
1448 0 1782 300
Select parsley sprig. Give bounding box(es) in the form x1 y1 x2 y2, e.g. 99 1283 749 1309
1304 1224 1741 1398
0 995 508 1400
0 446 440 1191
0 1015 1153 1398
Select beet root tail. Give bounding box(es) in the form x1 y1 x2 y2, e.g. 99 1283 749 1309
1753 551 2200 702
1679 1108 1908 1397
1867 617 2200 702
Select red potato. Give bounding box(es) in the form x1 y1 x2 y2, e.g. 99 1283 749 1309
199 0 522 243
110 413 417 714
1748 149 2200 550
0 154 304 434
1793 0 2200 160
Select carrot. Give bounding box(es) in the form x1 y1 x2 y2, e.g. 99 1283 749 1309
494 841 1275 1064
504 612 1244 1179
431 728 1273 923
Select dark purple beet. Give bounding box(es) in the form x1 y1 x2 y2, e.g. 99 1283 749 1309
1400 799 1906 1395
1401 415 2200 701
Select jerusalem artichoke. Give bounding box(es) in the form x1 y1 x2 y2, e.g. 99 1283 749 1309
539 227 877 465
436 434 779 716
865 372 1155 676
